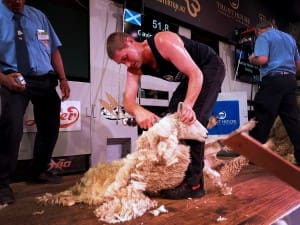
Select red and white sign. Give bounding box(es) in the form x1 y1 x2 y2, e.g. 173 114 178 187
23 101 81 132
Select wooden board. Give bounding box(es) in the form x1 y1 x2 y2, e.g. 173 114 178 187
223 132 300 191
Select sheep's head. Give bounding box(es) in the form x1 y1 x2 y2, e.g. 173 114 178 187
176 116 208 142
149 113 208 142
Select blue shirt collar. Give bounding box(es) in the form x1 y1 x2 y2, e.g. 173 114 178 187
0 1 14 20
0 1 29 20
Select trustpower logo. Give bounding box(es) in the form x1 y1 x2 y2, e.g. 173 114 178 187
208 100 240 135
185 0 201 18
228 0 239 10
217 111 227 120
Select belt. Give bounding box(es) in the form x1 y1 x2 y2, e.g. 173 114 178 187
267 71 294 76
25 72 57 80
2 70 56 78
262 71 295 80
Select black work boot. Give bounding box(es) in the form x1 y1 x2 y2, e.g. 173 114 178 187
160 182 205 199
0 184 15 205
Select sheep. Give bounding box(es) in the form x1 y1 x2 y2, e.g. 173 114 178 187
202 118 256 195
36 113 207 222
264 117 295 163
37 113 253 223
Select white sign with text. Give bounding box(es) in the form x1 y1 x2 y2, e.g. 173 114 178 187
23 100 81 132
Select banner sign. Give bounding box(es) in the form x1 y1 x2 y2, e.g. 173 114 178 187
208 100 240 135
124 8 179 41
23 100 81 132
144 0 271 39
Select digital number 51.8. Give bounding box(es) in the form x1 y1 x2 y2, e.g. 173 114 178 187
152 19 170 31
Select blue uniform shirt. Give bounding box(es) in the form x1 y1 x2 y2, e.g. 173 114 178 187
0 1 62 75
254 28 300 78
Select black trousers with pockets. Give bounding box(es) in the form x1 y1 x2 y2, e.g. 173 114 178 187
249 74 300 163
168 56 225 186
0 74 60 185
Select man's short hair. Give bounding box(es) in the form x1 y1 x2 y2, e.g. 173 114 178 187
256 20 273 29
106 32 131 59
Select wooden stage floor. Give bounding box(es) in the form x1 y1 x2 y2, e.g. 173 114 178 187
1 164 299 225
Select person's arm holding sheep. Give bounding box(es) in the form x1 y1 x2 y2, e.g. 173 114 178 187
123 32 204 129
108 31 204 130
123 70 160 129
155 32 204 125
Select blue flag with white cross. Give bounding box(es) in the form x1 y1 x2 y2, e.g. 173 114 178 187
124 8 141 26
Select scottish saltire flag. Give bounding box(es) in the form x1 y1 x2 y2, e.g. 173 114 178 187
124 8 141 26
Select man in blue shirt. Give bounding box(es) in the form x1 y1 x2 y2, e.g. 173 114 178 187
0 0 70 205
248 20 300 166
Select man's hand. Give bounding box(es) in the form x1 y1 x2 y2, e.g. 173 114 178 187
248 53 255 64
178 102 196 125
135 107 160 129
0 72 26 92
248 54 268 66
59 79 70 101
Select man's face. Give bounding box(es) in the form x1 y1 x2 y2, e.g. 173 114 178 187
112 40 142 71
3 0 25 13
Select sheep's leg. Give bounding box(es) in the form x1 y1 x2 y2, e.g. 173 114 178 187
203 162 232 195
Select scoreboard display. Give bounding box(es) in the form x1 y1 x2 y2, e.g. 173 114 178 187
143 14 179 37
124 8 179 41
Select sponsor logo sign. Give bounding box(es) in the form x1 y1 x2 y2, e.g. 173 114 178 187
208 100 240 135
23 101 81 132
144 0 270 39
48 158 72 171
